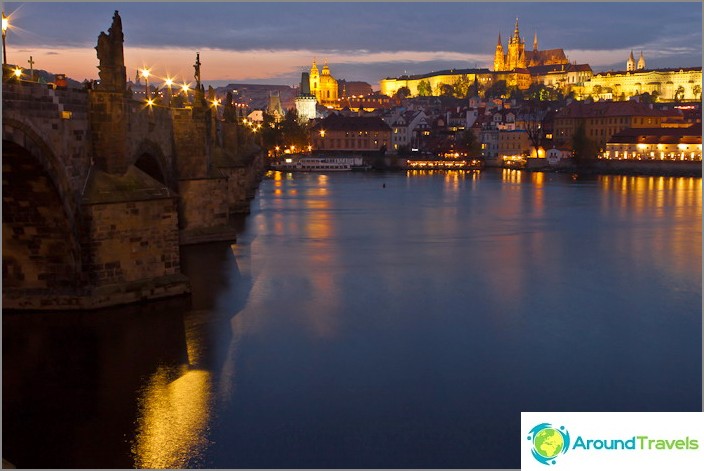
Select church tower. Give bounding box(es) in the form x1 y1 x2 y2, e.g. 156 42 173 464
627 51 636 71
637 51 646 70
494 33 505 71
309 59 338 106
506 18 526 70
309 60 320 101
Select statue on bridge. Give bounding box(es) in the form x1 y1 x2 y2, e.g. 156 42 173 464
194 52 202 90
95 11 127 93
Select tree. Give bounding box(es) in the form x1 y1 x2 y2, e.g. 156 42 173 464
452 74 471 99
509 87 524 102
417 80 432 97
692 84 701 101
521 104 547 159
572 122 599 167
468 76 481 98
260 111 280 149
280 108 309 149
674 85 685 102
485 80 507 99
395 86 411 99
437 82 455 97
459 129 481 157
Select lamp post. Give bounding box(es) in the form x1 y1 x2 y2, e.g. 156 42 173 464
164 77 173 106
181 83 190 105
2 12 8 67
140 68 150 100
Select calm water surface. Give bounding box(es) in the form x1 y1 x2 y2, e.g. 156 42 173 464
3 169 702 468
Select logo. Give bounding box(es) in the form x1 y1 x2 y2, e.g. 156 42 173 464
527 423 571 465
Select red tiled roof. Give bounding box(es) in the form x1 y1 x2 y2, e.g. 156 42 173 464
310 113 392 132
555 100 664 119
608 123 702 144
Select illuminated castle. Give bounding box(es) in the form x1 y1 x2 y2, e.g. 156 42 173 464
309 60 339 107
493 18 569 71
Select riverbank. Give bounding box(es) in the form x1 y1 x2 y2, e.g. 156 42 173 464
364 156 702 178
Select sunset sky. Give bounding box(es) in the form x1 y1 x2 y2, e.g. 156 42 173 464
3 1 702 89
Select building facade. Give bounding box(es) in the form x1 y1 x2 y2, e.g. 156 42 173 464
309 60 339 107
310 114 391 153
389 110 430 152
553 100 667 150
380 69 493 98
600 124 702 161
583 66 702 102
493 18 569 71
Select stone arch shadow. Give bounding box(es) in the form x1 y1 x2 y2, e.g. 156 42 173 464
2 119 84 290
131 139 177 192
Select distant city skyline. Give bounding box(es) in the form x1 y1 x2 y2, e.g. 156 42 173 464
3 2 702 88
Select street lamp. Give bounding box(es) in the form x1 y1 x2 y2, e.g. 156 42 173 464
2 12 9 67
13 66 21 79
181 83 190 105
164 77 173 105
140 68 150 100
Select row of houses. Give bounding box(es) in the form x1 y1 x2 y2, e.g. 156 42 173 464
263 92 702 165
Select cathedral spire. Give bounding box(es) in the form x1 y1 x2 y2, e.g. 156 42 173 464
497 32 502 46
533 31 538 51
513 17 520 41
627 50 636 71
637 50 646 70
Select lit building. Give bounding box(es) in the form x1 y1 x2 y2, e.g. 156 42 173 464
553 100 668 150
309 60 339 107
583 52 702 101
388 110 430 152
381 18 574 97
493 18 569 71
600 124 702 161
295 71 318 122
529 63 593 89
380 69 494 98
498 129 531 160
310 114 391 153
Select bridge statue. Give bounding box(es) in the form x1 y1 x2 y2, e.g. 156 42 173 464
95 10 126 92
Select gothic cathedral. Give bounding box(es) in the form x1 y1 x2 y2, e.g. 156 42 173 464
493 18 569 71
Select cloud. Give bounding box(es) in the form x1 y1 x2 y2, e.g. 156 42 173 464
5 2 700 85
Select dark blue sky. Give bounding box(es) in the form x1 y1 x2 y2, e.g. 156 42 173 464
4 2 702 87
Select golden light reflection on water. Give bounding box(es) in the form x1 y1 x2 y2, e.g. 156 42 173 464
599 175 701 280
501 168 524 184
599 175 702 218
132 367 213 469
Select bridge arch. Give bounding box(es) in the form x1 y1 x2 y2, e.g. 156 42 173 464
131 139 176 191
2 120 83 290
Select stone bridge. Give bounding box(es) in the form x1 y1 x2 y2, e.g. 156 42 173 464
2 12 265 310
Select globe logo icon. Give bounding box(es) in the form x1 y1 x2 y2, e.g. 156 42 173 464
527 423 570 465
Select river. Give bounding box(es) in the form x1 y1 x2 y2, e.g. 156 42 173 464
3 169 701 468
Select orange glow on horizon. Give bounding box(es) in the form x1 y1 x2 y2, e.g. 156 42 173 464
17 45 493 84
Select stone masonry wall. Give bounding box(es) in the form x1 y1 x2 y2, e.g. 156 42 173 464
172 108 209 179
83 197 181 286
177 177 230 234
